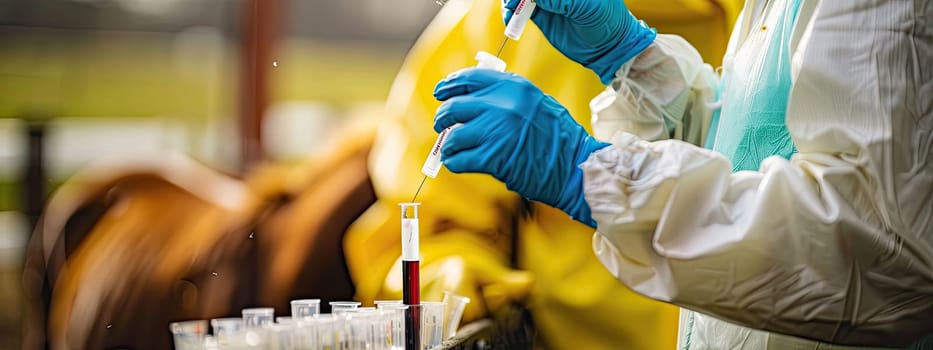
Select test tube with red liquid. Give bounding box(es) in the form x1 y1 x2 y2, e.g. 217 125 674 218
399 202 421 350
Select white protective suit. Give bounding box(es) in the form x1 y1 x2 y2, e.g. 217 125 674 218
582 0 933 348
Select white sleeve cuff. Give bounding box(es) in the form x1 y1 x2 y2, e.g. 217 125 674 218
590 34 719 146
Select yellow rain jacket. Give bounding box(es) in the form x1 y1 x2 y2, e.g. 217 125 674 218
345 1 741 348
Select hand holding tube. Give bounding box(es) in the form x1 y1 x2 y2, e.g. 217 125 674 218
502 0 656 84
433 68 609 227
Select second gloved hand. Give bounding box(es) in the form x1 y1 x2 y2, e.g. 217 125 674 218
433 68 609 227
502 0 656 85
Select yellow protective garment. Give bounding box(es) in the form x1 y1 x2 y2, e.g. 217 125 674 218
344 0 741 348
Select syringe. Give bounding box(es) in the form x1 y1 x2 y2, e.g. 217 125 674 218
411 0 535 202
497 0 537 55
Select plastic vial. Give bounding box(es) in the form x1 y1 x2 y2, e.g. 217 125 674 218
291 299 321 318
242 307 274 328
169 320 207 350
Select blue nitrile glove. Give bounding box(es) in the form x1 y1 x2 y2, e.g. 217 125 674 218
433 68 610 227
502 0 656 85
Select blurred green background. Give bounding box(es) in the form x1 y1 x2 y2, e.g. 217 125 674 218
0 0 441 347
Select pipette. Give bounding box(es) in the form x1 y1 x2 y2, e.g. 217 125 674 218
411 1 532 201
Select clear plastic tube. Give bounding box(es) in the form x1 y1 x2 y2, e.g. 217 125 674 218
169 320 207 350
265 323 298 350
442 291 471 339
290 299 321 318
210 317 243 340
379 303 409 349
420 302 447 349
188 305 417 349
292 318 319 349
312 314 337 349
242 307 274 328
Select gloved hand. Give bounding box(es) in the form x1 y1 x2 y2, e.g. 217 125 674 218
433 68 610 227
502 0 656 85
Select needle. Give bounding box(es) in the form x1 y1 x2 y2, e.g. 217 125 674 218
495 38 508 57
411 176 427 202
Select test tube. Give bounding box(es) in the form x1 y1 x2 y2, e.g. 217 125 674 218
242 328 267 348
292 317 318 349
169 320 208 350
202 335 219 350
372 310 393 350
265 323 297 350
312 314 337 349
345 312 373 350
420 302 447 350
442 291 471 340
242 307 274 328
380 303 408 350
399 202 422 350
210 317 242 337
291 298 321 318
330 301 362 314
211 317 244 349
333 313 353 350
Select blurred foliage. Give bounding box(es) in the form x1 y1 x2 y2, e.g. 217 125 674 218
0 34 409 211
0 31 227 118
0 32 406 118
272 38 407 107
0 182 15 212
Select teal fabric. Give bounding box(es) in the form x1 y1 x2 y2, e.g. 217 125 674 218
704 82 724 150
707 0 801 171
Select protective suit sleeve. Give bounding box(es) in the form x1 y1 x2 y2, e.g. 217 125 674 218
582 1 933 347
589 34 719 145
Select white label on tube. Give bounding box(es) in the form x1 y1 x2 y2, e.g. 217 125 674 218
401 218 419 261
505 0 536 40
421 124 461 178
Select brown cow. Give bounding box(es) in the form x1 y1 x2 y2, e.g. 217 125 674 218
22 126 375 350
